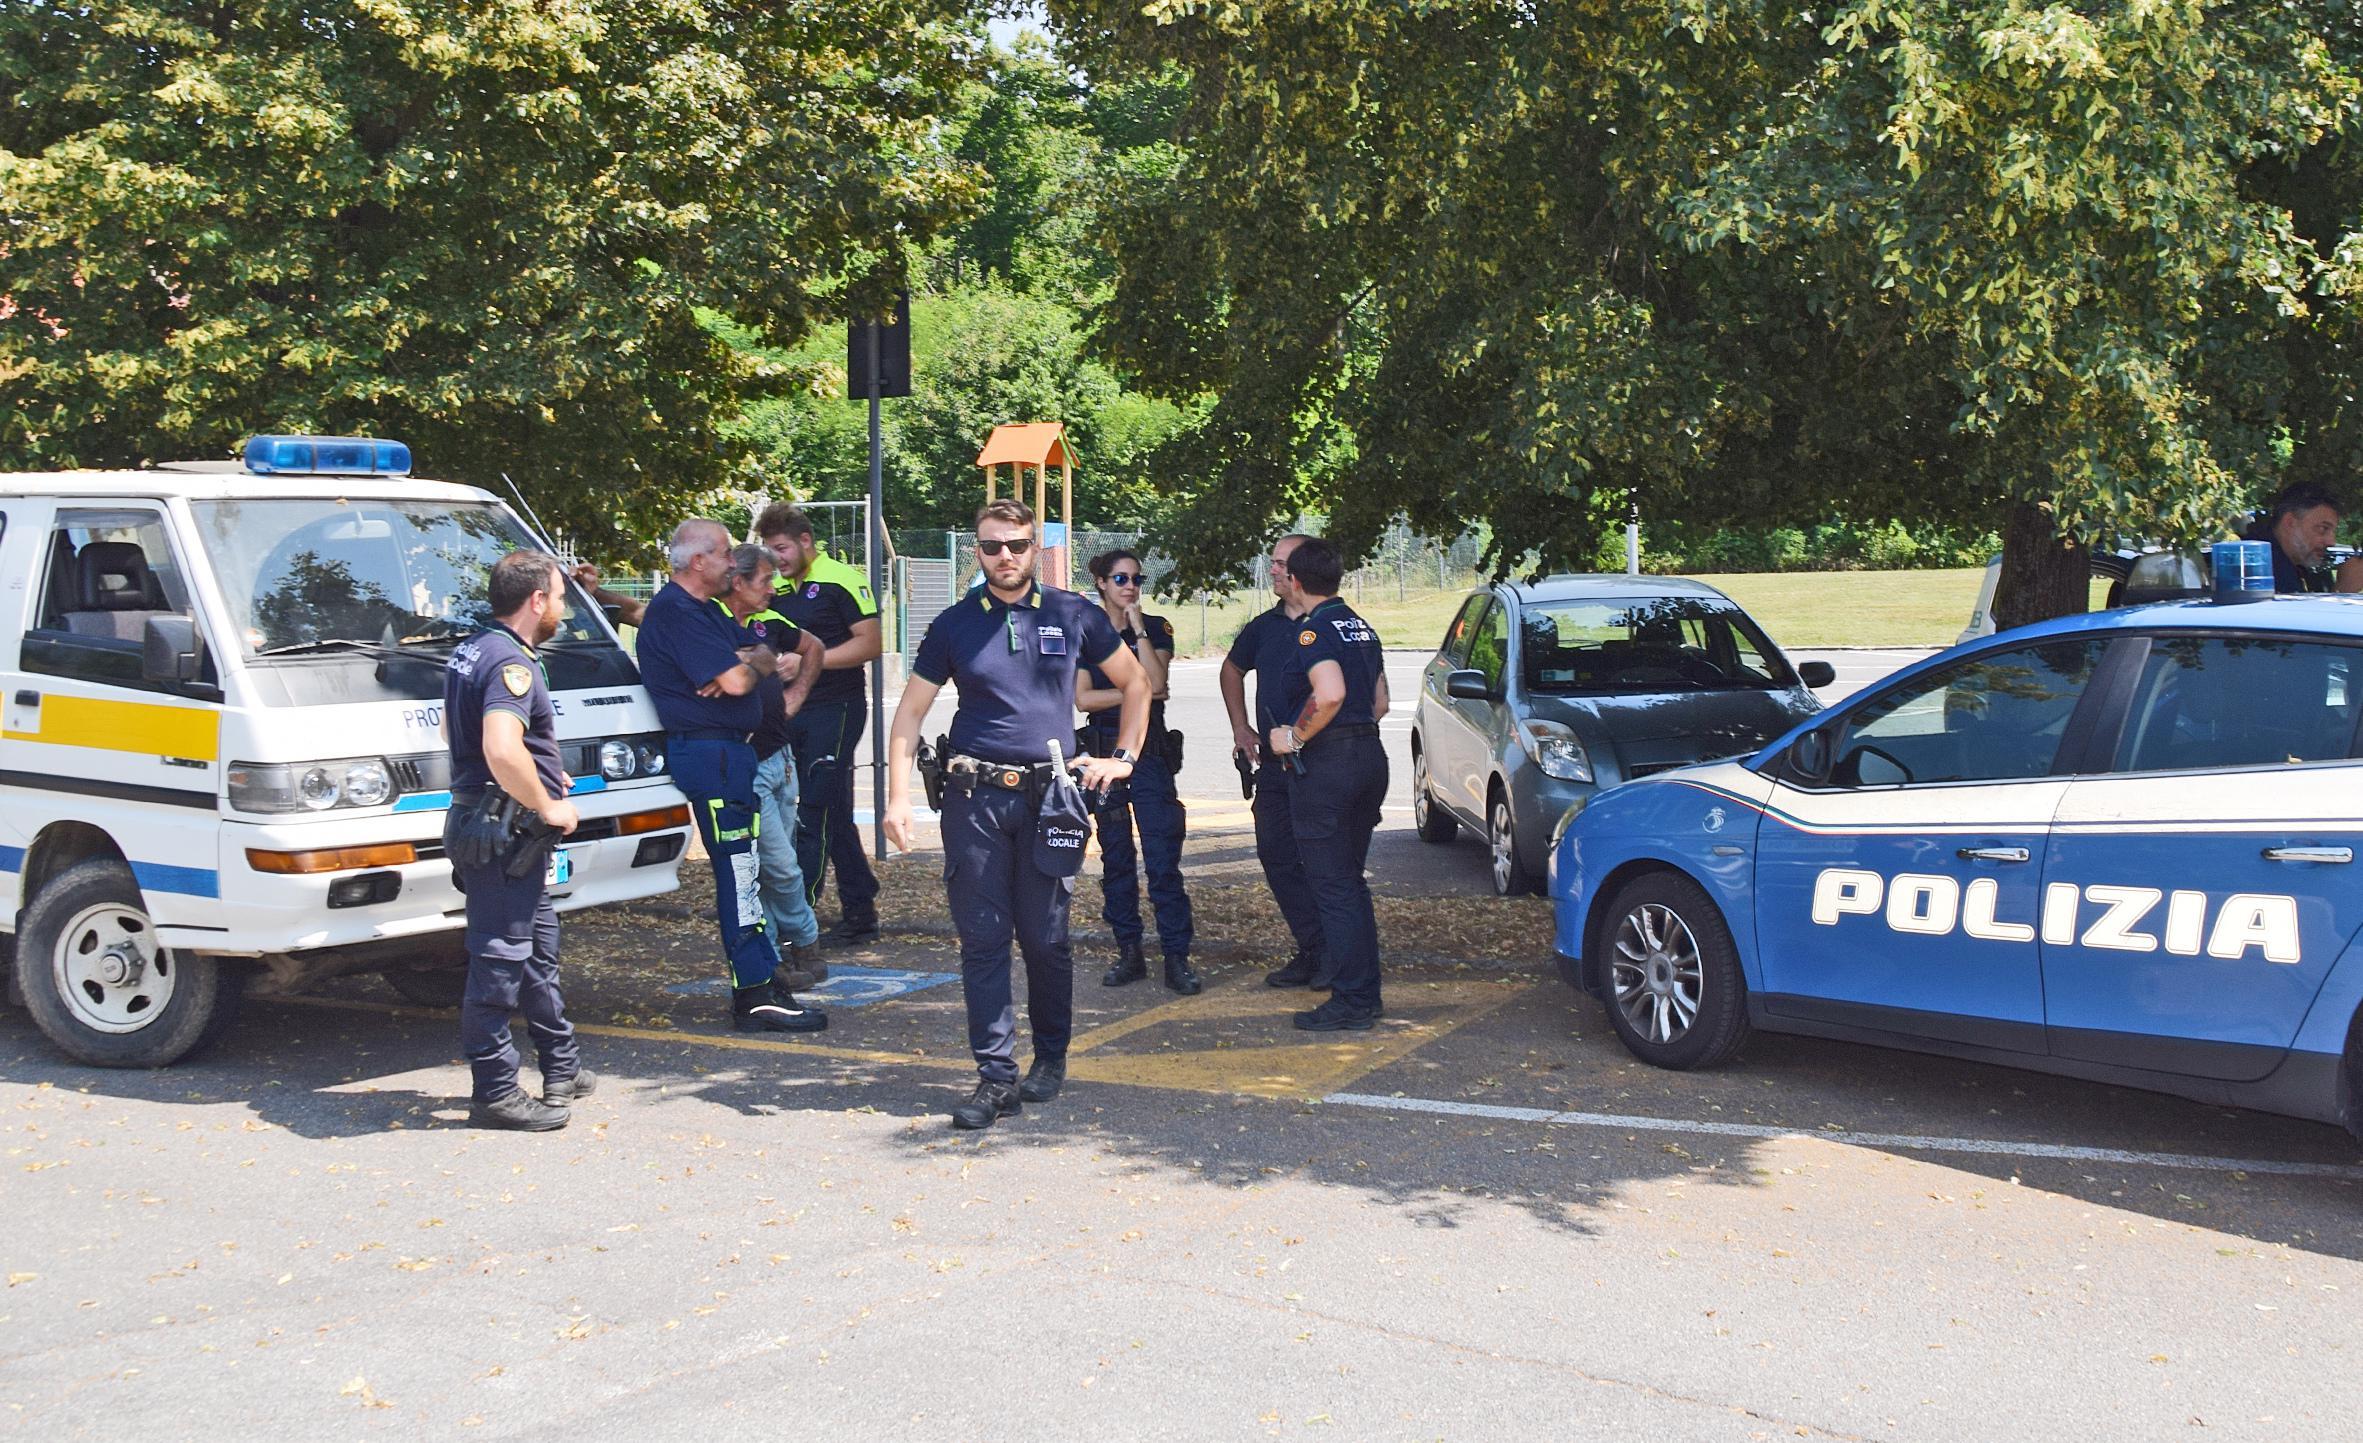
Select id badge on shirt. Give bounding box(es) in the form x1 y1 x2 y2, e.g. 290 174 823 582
1037 623 1068 657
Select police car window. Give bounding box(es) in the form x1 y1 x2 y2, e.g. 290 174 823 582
1466 602 1508 689
26 509 198 691
186 499 610 654
2110 636 2363 773
1520 596 1790 694
1440 595 1488 667
1829 639 2103 787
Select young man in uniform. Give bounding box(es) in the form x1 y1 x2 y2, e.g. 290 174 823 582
756 504 884 944
884 499 1150 1130
635 518 827 1036
1218 533 1332 989
719 544 830 988
443 551 588 1132
1077 547 1199 994
1260 537 1392 1032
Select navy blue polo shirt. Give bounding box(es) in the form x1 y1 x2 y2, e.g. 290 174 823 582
636 580 762 734
913 583 1122 764
1084 613 1174 737
1270 597 1384 731
1226 602 1310 733
444 623 564 801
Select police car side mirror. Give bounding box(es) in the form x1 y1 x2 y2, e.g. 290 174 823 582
1445 668 1495 702
141 614 205 686
1796 660 1837 689
1788 726 1834 783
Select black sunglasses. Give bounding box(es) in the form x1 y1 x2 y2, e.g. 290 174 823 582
976 536 1036 556
1104 571 1143 587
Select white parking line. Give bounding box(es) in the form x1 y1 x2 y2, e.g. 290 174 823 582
1321 1091 2363 1179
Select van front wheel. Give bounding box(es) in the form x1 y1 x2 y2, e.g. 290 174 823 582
16 858 242 1068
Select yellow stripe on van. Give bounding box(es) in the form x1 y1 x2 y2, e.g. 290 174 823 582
1 694 220 761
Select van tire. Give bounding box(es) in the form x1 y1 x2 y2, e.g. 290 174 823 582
15 858 242 1068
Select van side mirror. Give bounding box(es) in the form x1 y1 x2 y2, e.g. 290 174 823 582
1444 668 1494 702
1797 659 1837 689
142 614 205 685
1789 726 1834 783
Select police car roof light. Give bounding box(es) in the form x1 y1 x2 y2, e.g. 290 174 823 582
242 435 413 477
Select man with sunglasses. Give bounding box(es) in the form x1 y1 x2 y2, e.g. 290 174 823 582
1219 533 1334 989
884 500 1150 1130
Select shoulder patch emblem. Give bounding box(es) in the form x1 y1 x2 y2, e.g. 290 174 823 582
1298 629 1316 646
501 664 533 697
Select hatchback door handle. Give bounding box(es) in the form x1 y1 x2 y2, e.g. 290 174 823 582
2263 846 2353 865
1956 846 2030 864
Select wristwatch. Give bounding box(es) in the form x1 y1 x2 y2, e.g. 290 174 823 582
1110 747 1135 764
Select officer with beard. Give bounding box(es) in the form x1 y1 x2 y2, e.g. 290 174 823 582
884 499 1148 1130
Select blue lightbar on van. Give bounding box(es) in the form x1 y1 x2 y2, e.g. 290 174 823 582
242 435 412 477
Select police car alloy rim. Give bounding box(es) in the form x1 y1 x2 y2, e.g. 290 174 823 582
1610 903 1702 1044
50 900 176 1035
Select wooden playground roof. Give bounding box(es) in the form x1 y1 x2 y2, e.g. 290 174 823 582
975 422 1072 470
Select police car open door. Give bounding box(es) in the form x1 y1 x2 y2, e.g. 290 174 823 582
2040 632 2363 1081
1753 639 2108 1051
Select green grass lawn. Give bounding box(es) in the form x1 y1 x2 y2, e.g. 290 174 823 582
1153 567 1989 656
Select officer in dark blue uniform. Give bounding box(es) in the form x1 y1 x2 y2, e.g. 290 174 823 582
443 551 589 1131
1219 533 1331 988
1077 547 1199 994
1260 537 1391 1031
634 518 827 1035
885 499 1148 1130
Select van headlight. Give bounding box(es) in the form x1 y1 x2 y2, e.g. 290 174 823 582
230 757 397 813
598 734 666 780
1519 720 1593 783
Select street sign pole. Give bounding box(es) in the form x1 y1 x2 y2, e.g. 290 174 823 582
867 323 887 860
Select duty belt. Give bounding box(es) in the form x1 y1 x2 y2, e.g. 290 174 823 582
1304 722 1381 745
947 755 1053 792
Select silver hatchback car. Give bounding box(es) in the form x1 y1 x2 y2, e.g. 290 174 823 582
1411 576 1833 894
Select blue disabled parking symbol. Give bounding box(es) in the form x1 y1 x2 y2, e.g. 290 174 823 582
663 965 959 1009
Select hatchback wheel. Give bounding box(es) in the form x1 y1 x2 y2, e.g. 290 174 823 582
1412 745 1457 843
1488 792 1538 896
1598 870 1749 1070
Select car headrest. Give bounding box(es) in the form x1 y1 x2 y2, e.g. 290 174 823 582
76 541 165 611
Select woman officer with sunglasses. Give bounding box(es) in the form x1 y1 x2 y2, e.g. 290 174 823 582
1076 549 1200 994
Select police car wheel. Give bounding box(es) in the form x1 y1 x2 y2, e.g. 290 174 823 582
1488 794 1538 896
1412 746 1458 843
1598 871 1749 1070
15 857 243 1068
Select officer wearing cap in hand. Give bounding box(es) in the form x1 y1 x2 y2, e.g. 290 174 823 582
443 550 589 1132
885 499 1149 1130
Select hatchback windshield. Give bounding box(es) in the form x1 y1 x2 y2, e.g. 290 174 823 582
1520 596 1792 694
187 498 631 701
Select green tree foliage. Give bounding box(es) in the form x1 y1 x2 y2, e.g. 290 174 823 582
1051 0 2363 610
0 1 983 554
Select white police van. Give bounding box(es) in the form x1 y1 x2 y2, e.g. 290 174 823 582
1550 579 2363 1140
0 437 691 1066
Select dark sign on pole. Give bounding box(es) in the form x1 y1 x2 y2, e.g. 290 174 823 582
847 291 912 400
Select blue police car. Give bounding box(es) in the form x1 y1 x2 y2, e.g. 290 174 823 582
1549 590 2363 1140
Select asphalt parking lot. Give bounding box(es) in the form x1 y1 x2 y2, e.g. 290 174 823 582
6 646 2361 1441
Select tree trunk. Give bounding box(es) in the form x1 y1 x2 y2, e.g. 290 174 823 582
1991 502 2090 632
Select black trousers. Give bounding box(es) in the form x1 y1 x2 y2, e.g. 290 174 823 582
447 819 576 1100
788 699 879 918
941 783 1075 1083
1287 734 1389 1012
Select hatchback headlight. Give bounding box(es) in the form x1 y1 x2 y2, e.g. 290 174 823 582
229 757 398 814
1519 720 1593 783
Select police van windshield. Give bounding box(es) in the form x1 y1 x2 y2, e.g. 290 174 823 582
1519 597 1794 694
187 498 633 703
